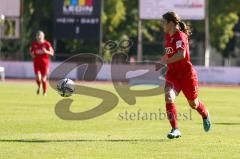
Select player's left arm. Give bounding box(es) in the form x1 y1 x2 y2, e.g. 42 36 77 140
165 49 186 64
161 37 187 64
43 47 54 56
43 43 54 56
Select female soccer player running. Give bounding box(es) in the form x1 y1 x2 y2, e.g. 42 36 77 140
156 12 211 139
30 31 54 96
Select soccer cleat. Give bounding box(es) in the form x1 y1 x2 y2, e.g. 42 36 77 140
203 111 211 132
167 128 181 139
36 88 40 95
43 92 47 96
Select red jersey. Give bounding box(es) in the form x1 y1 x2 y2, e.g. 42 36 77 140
165 31 196 78
31 40 53 64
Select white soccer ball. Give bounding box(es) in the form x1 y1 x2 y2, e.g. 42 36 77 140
57 78 75 97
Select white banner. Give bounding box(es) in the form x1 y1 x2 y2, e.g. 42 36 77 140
97 65 240 84
140 0 205 20
0 0 21 17
1 61 240 84
0 61 77 79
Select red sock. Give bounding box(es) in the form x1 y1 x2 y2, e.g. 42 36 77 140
196 101 208 119
42 80 47 93
166 103 178 129
36 79 41 88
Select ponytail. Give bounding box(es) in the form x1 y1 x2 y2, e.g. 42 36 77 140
178 21 191 36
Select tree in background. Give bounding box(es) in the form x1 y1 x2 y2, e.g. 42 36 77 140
209 0 239 58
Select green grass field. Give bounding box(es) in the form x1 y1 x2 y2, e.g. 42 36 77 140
0 81 239 159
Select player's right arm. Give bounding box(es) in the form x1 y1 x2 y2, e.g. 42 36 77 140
29 43 36 59
155 54 167 71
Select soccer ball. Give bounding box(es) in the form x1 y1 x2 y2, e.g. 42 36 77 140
57 78 75 97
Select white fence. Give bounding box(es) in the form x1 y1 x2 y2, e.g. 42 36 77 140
0 61 240 84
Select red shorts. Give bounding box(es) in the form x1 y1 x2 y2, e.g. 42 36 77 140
165 74 198 101
33 61 49 76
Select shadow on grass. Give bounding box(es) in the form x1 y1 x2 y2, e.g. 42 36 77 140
197 122 240 125
0 139 170 143
213 122 240 125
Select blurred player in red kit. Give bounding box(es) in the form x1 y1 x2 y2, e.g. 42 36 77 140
156 12 211 139
30 31 54 96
